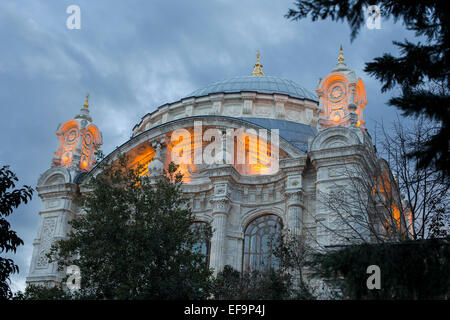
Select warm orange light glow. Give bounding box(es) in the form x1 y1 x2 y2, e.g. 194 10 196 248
167 130 195 183
392 205 401 228
242 133 274 175
52 119 102 171
317 72 368 129
129 127 282 182
406 208 414 236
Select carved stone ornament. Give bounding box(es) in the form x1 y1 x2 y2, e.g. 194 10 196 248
36 217 57 269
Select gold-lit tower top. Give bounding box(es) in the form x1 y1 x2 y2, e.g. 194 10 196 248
337 45 345 63
252 51 264 76
83 93 90 109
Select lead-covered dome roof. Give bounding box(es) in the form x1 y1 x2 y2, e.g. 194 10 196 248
186 76 318 102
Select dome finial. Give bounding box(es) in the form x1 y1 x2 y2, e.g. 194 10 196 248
337 45 345 63
252 51 264 76
83 93 90 109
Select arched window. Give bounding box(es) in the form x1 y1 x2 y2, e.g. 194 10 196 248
191 222 211 266
243 214 282 271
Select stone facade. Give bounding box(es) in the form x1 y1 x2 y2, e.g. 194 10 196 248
27 52 381 289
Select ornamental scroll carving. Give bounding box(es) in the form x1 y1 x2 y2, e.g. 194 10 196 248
36 217 57 269
211 183 231 214
316 58 368 129
52 119 102 171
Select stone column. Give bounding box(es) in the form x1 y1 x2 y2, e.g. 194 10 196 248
209 183 230 275
314 164 332 248
285 175 304 236
284 175 305 291
210 210 227 273
286 190 303 236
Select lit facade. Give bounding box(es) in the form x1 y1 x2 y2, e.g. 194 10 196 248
27 50 387 290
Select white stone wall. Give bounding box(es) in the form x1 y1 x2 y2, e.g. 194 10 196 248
132 92 319 136
28 116 378 290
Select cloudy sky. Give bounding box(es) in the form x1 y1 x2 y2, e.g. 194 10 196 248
0 0 416 292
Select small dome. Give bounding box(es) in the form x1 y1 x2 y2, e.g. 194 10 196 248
186 76 318 102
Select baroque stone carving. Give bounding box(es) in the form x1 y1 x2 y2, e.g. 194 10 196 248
211 198 230 213
52 96 102 171
148 142 164 176
36 217 57 269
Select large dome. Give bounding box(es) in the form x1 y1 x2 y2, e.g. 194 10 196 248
186 76 318 102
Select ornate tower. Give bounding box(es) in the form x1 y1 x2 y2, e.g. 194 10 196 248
316 45 368 129
26 95 102 287
310 47 376 249
51 94 102 172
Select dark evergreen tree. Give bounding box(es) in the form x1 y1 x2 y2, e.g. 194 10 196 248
286 0 450 180
309 238 450 299
13 284 72 300
211 265 294 300
49 157 212 299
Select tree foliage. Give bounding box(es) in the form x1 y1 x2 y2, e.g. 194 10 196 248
377 117 449 239
315 156 412 244
0 165 33 300
211 265 294 300
309 237 450 299
211 233 318 300
13 284 72 300
286 0 450 180
272 232 317 299
315 118 448 244
49 156 212 299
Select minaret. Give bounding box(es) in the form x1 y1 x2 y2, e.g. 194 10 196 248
26 95 102 287
316 45 368 130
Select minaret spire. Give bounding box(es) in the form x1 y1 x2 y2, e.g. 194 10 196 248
337 45 345 63
332 44 349 72
252 51 264 76
83 93 90 109
75 93 92 122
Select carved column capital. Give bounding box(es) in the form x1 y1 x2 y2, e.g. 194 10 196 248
210 197 230 215
210 182 231 215
285 189 303 207
285 174 304 207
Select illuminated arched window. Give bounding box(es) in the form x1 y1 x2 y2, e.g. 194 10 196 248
243 215 282 271
191 222 211 266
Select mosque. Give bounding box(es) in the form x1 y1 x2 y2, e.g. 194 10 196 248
26 48 391 287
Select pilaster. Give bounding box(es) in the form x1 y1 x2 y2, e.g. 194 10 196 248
209 182 231 274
